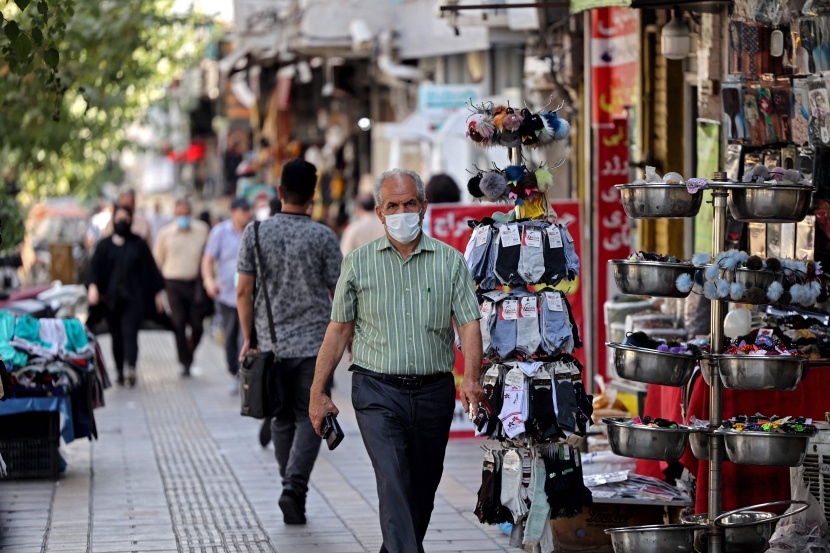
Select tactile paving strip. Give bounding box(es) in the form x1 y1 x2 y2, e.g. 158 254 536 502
138 361 276 553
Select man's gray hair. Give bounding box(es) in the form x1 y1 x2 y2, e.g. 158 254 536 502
374 169 426 207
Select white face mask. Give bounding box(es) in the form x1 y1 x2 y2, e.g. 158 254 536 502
384 211 422 244
255 207 270 221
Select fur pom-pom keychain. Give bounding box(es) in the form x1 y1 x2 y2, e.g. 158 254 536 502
467 173 485 198
705 263 721 281
539 111 571 143
703 281 719 300
766 257 782 272
745 287 767 303
517 172 539 198
493 105 508 131
676 273 694 293
502 107 523 132
535 168 553 192
519 108 544 146
480 172 508 200
745 255 764 271
504 165 526 185
716 279 731 298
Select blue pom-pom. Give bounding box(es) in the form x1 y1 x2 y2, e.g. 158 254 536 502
703 282 719 300
714 251 731 266
676 273 693 293
716 279 730 298
735 251 749 264
730 282 746 301
721 255 740 271
767 281 784 302
692 252 711 266
504 165 525 184
790 284 804 304
541 112 571 141
705 264 720 281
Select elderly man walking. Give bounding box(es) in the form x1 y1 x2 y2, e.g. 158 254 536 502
310 169 486 553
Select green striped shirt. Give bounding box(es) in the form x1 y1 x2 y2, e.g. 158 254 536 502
331 233 481 375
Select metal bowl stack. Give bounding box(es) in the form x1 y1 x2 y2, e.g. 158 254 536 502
603 417 690 461
607 343 699 387
617 184 703 219
605 523 701 553
716 429 812 466
610 260 697 298
716 267 779 304
681 512 774 553
716 355 807 391
685 426 719 461
729 184 813 223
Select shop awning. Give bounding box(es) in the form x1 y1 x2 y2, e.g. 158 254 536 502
570 0 630 13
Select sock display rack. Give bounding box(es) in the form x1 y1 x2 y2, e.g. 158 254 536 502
462 99 595 552
603 176 815 553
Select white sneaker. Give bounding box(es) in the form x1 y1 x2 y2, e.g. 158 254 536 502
229 377 240 395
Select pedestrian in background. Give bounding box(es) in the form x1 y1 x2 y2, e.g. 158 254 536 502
104 189 153 245
87 205 165 387
146 201 170 247
154 199 210 377
339 192 384 257
237 159 342 525
201 198 252 394
310 169 485 553
425 173 461 204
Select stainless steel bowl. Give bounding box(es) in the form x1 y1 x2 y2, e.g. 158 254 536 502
717 429 812 466
606 523 702 553
607 343 699 387
681 512 774 553
685 427 719 461
611 260 696 298
617 184 703 219
716 355 807 391
603 417 690 461
729 185 813 223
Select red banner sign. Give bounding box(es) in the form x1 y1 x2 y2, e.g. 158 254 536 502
425 201 586 436
591 7 638 379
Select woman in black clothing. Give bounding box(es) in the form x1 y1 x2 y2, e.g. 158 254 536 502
87 206 165 386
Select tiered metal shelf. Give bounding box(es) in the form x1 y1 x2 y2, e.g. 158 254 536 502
603 177 815 553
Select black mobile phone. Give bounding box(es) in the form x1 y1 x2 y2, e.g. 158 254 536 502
321 412 344 450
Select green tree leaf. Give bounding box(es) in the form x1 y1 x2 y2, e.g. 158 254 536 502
4 21 21 41
15 0 31 12
43 47 59 68
32 27 43 46
13 34 33 58
37 1 48 14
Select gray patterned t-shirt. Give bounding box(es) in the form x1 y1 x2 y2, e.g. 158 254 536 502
237 213 342 357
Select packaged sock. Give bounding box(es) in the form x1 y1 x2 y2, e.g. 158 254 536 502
518 225 546 284
491 299 519 359
498 367 527 438
562 294 582 349
561 224 580 279
539 291 573 354
465 225 493 283
480 300 495 357
542 224 568 284
554 376 578 433
516 295 541 357
494 223 523 286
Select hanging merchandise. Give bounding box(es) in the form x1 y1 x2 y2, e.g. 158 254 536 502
462 95 590 549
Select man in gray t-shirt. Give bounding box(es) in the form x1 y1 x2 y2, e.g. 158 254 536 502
237 159 342 525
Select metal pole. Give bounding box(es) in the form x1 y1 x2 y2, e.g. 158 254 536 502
707 187 728 553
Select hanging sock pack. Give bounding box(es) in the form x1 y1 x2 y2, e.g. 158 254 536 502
494 223 523 286
498 367 527 438
518 224 546 284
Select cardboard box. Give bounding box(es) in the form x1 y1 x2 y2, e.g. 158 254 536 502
550 502 682 553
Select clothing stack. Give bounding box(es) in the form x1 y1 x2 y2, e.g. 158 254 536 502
464 218 593 549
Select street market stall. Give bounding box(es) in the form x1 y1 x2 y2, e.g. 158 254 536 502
0 311 109 479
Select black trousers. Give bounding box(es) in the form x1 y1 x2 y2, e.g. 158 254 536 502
352 372 455 553
105 299 144 377
165 279 204 368
218 303 241 375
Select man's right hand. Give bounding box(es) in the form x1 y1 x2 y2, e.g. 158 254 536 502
238 339 255 364
205 280 220 299
309 390 339 436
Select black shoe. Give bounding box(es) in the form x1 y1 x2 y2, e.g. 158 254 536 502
278 490 306 525
259 418 272 447
181 365 191 378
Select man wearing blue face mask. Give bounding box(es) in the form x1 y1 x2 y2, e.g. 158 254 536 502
310 168 486 553
154 198 210 377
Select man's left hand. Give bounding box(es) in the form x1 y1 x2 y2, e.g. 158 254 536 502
460 377 487 417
